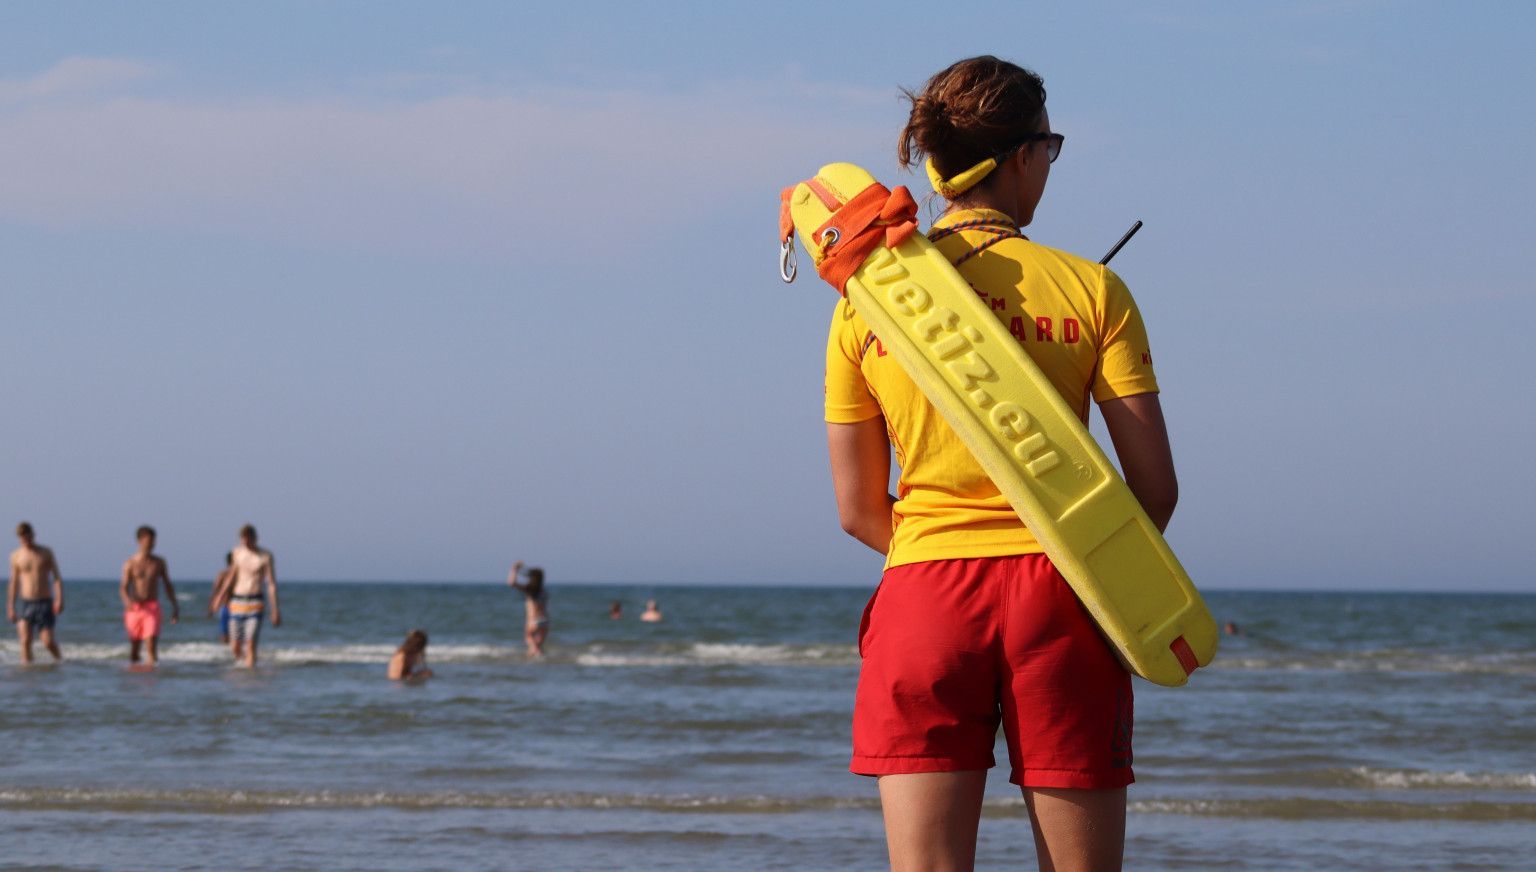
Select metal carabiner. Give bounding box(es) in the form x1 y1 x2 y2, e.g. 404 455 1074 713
779 237 798 283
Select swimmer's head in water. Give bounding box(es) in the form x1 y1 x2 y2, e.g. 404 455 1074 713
16 521 34 543
899 56 1052 221
400 629 428 656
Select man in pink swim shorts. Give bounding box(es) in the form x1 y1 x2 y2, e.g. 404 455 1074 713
120 525 179 665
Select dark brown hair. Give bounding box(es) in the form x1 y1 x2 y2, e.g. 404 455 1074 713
16 521 33 538
137 525 155 541
239 524 257 541
524 567 545 598
898 55 1048 181
399 629 428 657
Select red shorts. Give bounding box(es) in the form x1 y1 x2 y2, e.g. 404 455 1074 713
851 554 1133 789
124 600 162 642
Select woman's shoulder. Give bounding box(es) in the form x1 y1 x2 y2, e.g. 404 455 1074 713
1018 239 1104 280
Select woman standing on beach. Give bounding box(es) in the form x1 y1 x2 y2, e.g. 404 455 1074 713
824 57 1177 870
507 561 549 658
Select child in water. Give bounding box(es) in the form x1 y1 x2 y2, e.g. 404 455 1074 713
388 629 432 681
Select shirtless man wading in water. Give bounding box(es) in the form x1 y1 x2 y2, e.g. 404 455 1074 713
7 522 65 665
120 525 180 665
211 524 281 668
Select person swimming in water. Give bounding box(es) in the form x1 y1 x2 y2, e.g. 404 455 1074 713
608 600 623 620
639 599 663 623
507 561 549 658
388 629 433 681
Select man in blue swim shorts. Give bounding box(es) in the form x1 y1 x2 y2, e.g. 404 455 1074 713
210 525 281 668
7 522 65 664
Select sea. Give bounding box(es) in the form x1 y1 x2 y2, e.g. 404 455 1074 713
1 582 1532 871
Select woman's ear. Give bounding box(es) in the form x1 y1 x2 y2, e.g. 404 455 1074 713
1011 144 1033 173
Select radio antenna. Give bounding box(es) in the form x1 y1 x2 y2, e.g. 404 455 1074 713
1099 220 1143 265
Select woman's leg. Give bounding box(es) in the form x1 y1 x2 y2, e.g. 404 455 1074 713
877 770 987 872
1023 787 1125 872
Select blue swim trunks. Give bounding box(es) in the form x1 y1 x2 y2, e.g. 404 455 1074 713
227 595 264 645
18 598 55 632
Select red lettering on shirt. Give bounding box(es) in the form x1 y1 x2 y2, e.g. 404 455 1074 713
1035 317 1053 342
1141 351 1153 365
861 331 888 359
1063 318 1080 344
1010 316 1028 342
991 297 1006 312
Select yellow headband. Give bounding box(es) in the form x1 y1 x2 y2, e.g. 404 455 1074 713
926 155 998 199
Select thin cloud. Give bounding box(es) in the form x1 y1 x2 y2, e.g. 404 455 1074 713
0 56 162 103
0 75 889 256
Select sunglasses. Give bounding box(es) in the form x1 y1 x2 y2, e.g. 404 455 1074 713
1001 132 1065 164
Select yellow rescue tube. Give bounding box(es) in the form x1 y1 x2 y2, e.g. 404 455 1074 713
786 162 1217 687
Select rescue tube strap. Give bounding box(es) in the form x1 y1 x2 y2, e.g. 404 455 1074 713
1170 636 1199 676
779 179 918 295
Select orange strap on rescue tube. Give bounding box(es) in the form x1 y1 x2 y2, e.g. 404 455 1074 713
779 180 918 295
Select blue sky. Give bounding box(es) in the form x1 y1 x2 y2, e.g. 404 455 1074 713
2 2 1532 591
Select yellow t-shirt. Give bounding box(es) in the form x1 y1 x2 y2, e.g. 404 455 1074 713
824 208 1160 569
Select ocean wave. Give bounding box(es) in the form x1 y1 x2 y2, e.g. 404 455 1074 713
0 786 880 815
574 642 857 668
0 641 858 668
1128 796 1536 822
0 642 524 666
1214 650 1536 676
1342 767 1536 791
3 786 1530 822
1227 766 1536 791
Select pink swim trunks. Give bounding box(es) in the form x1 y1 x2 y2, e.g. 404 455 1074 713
124 600 162 641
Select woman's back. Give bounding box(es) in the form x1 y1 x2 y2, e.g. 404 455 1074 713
824 210 1158 569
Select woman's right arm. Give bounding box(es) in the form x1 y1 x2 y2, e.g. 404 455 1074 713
827 418 896 555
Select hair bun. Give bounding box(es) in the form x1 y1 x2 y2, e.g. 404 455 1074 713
896 56 1046 176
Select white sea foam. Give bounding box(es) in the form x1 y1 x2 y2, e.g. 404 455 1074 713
575 643 856 668
0 641 523 666
0 785 882 814
0 640 857 668
1216 652 1536 676
1129 796 1536 821
1346 767 1536 791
